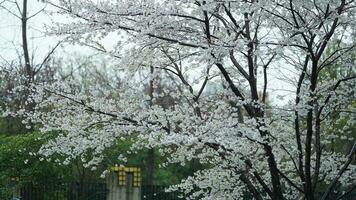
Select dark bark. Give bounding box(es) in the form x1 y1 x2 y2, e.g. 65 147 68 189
146 148 155 185
294 56 309 186
304 60 318 200
146 66 155 186
21 0 32 84
240 174 264 200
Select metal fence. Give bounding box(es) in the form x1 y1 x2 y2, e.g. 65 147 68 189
1 183 355 200
23 183 107 200
142 185 181 200
13 183 107 200
1 184 181 200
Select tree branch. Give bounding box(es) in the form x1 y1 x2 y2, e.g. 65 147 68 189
321 142 356 200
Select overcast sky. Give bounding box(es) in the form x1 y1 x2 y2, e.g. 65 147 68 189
0 1 55 60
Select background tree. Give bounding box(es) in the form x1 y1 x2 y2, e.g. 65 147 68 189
0 0 61 133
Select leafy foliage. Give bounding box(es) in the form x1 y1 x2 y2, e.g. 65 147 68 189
0 132 70 187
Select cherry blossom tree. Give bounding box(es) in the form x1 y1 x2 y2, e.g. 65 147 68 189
4 0 356 199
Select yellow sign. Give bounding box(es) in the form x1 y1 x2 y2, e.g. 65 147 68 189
111 166 141 187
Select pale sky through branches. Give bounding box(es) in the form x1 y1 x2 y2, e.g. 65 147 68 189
0 0 296 106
